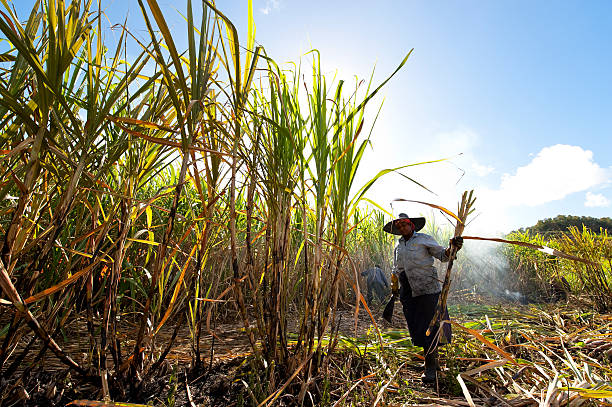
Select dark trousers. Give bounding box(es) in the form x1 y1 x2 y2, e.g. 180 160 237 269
367 283 387 305
398 272 451 352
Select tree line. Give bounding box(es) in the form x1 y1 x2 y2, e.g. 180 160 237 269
516 215 612 236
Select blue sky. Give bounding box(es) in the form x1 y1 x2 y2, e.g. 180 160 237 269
12 0 612 234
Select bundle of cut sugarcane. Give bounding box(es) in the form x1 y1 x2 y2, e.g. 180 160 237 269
426 190 476 337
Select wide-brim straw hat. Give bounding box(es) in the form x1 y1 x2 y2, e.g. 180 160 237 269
383 213 426 235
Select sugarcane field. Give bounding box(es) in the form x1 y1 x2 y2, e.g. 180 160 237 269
1 1 612 406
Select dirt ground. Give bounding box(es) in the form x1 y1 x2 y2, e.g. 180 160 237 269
1 293 499 406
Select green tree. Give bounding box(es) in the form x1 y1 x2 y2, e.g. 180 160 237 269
517 215 612 236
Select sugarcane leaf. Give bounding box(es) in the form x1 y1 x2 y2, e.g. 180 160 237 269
393 198 463 224
451 320 517 364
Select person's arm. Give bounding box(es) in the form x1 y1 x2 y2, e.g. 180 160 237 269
392 245 403 275
391 246 402 295
424 235 449 261
425 235 463 261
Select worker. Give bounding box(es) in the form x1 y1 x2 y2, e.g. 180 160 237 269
361 265 389 306
383 213 463 383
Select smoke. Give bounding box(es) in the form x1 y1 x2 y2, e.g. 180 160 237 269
440 238 527 304
503 289 526 303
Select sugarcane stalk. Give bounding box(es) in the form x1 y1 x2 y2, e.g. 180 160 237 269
0 259 86 375
426 190 476 337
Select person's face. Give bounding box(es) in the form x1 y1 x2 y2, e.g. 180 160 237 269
395 220 414 237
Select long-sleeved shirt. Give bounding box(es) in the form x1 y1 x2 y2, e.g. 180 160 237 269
392 233 449 296
361 267 389 288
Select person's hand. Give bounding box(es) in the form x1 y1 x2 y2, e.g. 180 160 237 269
450 236 463 251
391 273 399 295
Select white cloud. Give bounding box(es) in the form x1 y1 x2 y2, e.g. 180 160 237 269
363 130 611 235
493 144 610 207
433 128 478 156
471 144 612 234
472 162 494 177
260 0 280 15
361 127 501 233
585 192 610 208
432 129 495 178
